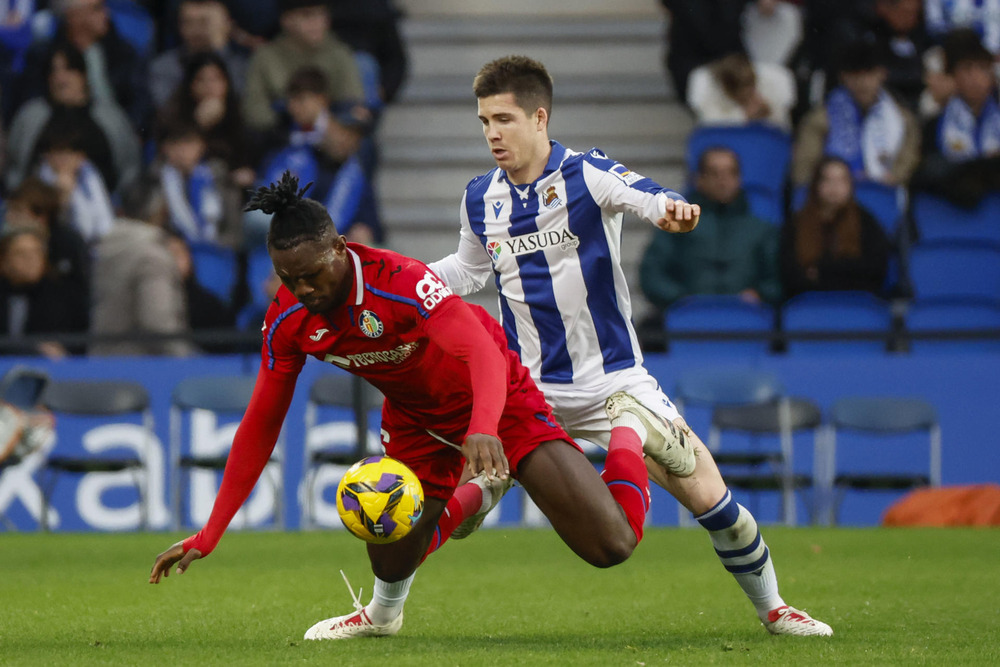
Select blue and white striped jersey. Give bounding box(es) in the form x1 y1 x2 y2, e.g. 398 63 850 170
430 141 684 387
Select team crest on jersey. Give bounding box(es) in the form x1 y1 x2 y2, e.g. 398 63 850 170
487 241 503 262
541 185 563 209
503 228 580 256
358 310 384 338
609 163 643 186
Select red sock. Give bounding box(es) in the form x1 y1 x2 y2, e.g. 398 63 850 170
602 427 650 542
420 481 483 563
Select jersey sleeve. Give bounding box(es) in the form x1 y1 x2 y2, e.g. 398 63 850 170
580 148 687 226
428 191 493 296
259 293 307 376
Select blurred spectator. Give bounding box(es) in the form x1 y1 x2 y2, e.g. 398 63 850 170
0 0 38 120
687 52 796 129
5 43 140 194
780 156 890 298
148 0 249 110
328 0 408 106
241 0 366 133
238 267 280 331
640 147 781 309
911 28 1000 207
256 66 382 244
866 0 933 111
660 0 747 104
0 225 88 359
918 44 956 118
34 115 115 244
156 51 254 186
17 0 150 133
792 1 872 114
3 176 90 299
925 0 1000 55
742 0 803 66
154 121 243 249
90 176 196 357
164 232 236 353
792 39 921 186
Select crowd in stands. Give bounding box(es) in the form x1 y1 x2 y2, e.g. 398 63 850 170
0 0 405 358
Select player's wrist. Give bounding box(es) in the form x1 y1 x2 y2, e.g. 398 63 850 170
182 531 214 557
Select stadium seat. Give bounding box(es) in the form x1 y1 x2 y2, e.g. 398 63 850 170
301 373 384 529
237 246 276 330
354 51 384 113
189 242 239 306
908 241 1000 302
905 300 1000 353
673 367 808 525
665 295 776 357
911 192 1000 245
39 380 153 531
169 375 282 530
744 183 784 225
817 397 941 525
685 124 792 195
782 291 894 355
855 182 905 237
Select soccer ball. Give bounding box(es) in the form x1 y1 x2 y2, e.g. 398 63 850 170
336 456 424 543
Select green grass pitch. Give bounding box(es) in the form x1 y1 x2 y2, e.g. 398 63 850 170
1 527 998 665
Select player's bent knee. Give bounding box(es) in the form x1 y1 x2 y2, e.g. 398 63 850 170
583 529 636 568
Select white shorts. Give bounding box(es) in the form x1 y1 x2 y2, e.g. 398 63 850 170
538 366 680 450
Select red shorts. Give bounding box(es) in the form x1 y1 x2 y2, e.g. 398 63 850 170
380 376 579 501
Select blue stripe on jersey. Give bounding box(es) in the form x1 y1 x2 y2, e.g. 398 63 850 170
507 180 573 383
265 302 305 370
365 283 430 318
562 157 636 375
466 173 520 356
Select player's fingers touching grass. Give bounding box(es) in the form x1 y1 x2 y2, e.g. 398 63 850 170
149 542 202 584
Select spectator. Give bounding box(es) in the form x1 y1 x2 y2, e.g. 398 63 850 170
328 0 409 106
866 0 933 112
792 38 922 186
5 43 140 194
256 66 382 244
0 225 88 359
155 121 243 249
660 0 747 104
241 0 366 133
34 115 115 244
0 0 38 120
157 51 254 186
741 0 803 67
89 177 197 357
911 28 1000 207
148 0 249 110
639 147 781 309
780 156 890 298
926 0 1000 56
687 52 797 129
17 0 150 133
164 232 236 353
918 44 956 118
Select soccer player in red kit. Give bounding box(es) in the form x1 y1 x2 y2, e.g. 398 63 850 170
149 172 652 641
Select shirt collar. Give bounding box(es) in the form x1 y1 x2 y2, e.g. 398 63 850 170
347 247 364 306
495 140 567 185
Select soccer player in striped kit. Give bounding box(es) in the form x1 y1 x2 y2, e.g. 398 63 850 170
428 55 832 637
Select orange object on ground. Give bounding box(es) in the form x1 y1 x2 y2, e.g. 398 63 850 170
882 484 1000 526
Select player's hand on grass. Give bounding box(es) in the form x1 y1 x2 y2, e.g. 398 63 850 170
149 541 203 584
656 198 700 233
462 433 509 481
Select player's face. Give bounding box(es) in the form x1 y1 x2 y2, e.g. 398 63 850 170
270 235 352 314
478 92 549 184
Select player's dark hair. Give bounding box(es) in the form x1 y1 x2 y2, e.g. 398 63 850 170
245 171 335 251
473 55 553 117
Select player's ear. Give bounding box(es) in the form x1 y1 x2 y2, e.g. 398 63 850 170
535 107 549 131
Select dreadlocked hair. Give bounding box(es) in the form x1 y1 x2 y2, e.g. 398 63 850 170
245 170 336 250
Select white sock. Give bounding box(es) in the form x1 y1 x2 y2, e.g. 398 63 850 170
367 573 414 625
611 411 648 443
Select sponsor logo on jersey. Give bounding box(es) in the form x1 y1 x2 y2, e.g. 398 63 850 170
415 271 453 310
609 163 643 186
309 328 329 341
492 201 504 218
503 228 580 256
541 185 563 209
589 149 608 160
486 241 502 262
358 310 384 338
324 341 419 368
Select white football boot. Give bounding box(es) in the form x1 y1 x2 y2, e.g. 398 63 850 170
763 606 834 636
605 391 697 477
304 571 403 640
451 472 514 540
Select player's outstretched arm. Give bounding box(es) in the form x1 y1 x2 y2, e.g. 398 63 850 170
655 197 701 233
461 432 509 482
149 541 204 583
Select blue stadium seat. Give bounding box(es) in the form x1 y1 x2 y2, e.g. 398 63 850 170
906 300 1000 353
911 192 1000 245
744 184 783 225
236 246 276 329
106 0 155 56
782 291 893 355
189 242 239 306
855 182 905 237
908 241 1000 302
685 124 792 195
666 295 775 357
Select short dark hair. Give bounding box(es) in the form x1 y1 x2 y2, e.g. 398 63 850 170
836 38 884 74
8 177 62 225
245 171 335 251
37 110 89 154
120 174 167 222
473 55 553 117
161 120 203 145
280 0 325 14
697 146 741 175
943 28 993 73
286 66 329 98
